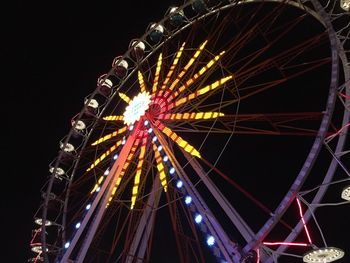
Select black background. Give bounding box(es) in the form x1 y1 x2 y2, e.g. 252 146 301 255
3 0 349 262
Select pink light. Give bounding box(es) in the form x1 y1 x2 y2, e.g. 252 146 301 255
263 241 309 247
326 122 350 140
30 228 41 244
256 248 260 263
296 198 312 244
339 92 350 99
34 252 42 263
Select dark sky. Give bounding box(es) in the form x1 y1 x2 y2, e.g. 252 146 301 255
6 0 177 262
4 0 349 262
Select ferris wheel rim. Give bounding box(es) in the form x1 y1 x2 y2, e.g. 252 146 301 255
37 1 349 262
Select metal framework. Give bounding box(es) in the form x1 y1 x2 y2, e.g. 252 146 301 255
30 0 349 263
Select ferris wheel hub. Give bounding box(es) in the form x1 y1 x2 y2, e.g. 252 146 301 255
123 91 151 125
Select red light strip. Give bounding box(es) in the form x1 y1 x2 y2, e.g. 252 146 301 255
326 122 350 140
34 252 42 263
256 248 260 263
339 92 350 99
263 241 309 247
296 198 312 244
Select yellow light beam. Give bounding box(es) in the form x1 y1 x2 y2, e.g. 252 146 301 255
118 92 131 104
130 141 147 209
90 175 105 194
152 142 167 192
167 40 208 93
138 71 147 92
161 42 186 90
91 126 127 146
171 75 233 110
152 53 163 93
158 123 201 158
159 112 224 120
106 143 138 208
86 137 125 171
170 51 225 101
103 115 124 121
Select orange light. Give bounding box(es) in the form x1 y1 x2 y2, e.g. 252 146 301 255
159 112 224 120
161 42 186 89
173 75 233 109
159 125 201 158
152 143 167 192
106 143 138 208
138 71 147 92
131 143 146 209
168 40 208 93
91 126 127 146
90 175 104 194
103 115 124 121
152 53 163 93
171 51 225 100
87 138 124 171
118 92 131 104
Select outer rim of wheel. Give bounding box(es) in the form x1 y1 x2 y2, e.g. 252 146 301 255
39 1 349 262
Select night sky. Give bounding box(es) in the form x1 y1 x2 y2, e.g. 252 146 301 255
4 0 349 262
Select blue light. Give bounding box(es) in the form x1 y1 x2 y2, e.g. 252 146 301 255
157 145 163 151
194 214 202 224
129 125 134 131
144 120 149 126
85 204 91 210
169 167 175 175
148 128 153 133
113 154 118 160
184 196 192 205
96 186 101 192
122 139 126 145
75 222 81 229
206 235 215 246
152 136 157 142
104 169 110 176
163 155 168 162
64 242 70 249
176 180 183 188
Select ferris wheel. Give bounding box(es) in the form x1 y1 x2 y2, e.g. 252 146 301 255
30 0 350 262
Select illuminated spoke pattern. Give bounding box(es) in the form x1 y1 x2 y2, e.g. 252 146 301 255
86 40 227 205
86 137 125 171
42 3 349 262
130 140 147 209
106 143 139 208
158 112 224 120
91 127 127 146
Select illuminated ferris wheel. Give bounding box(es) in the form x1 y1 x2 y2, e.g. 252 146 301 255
31 0 350 262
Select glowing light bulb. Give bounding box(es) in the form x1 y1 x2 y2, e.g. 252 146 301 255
185 196 192 205
206 236 215 246
195 214 202 224
123 91 151 125
176 180 183 188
